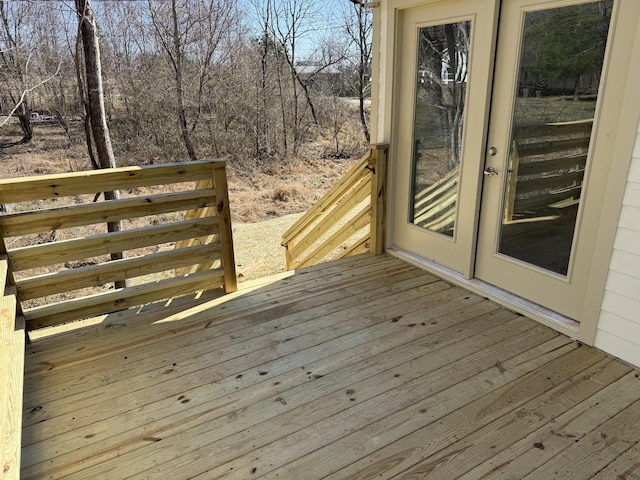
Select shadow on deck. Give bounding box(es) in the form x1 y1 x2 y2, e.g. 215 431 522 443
21 254 640 479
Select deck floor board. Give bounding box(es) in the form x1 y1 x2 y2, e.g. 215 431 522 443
20 254 640 479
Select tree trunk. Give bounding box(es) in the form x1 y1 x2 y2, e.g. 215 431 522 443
74 33 99 170
358 72 370 143
16 107 33 144
76 0 127 288
345 2 371 144
172 0 198 161
260 33 270 159
76 0 117 170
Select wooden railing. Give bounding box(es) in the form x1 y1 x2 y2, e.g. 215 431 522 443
0 254 24 480
0 160 237 331
281 144 388 270
504 119 593 221
409 119 593 231
412 166 459 234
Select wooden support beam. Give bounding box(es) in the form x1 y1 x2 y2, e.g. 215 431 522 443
213 165 237 293
370 143 388 256
0 287 24 480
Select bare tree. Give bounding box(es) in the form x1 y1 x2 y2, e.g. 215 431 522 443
269 0 319 155
148 0 238 161
247 0 275 160
343 0 372 143
0 2 62 144
413 22 470 168
33 3 80 143
0 2 33 142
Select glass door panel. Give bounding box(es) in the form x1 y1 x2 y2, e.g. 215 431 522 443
410 21 471 238
497 0 613 275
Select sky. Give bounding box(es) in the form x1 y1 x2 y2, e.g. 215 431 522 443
238 0 360 60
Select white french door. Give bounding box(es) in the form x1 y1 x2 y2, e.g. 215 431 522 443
392 0 630 320
391 0 499 274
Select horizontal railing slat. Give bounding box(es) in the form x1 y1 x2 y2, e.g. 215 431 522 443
183 179 214 222
517 154 587 176
503 119 594 222
514 119 593 138
174 245 221 277
24 268 225 330
414 185 457 225
514 185 583 212
16 243 222 300
9 217 219 272
0 160 219 203
424 211 456 232
0 189 217 237
516 137 590 157
514 170 585 195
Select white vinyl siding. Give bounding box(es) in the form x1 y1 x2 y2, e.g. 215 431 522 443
595 126 640 368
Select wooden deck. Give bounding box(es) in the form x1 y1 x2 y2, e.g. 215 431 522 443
20 254 640 479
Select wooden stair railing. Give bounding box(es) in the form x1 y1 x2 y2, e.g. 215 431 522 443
0 160 237 331
504 119 593 222
282 144 388 270
409 118 594 233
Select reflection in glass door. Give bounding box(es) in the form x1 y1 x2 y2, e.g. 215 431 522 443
409 21 471 238
497 0 613 275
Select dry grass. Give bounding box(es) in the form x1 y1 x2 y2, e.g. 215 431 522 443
0 124 363 288
226 157 357 223
1 125 360 223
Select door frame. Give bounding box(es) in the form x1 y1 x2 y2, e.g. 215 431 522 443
376 0 640 344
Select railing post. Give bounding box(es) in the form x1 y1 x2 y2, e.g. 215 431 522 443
369 143 389 256
284 242 295 271
212 163 238 293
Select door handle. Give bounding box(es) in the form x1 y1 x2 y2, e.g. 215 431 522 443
483 166 499 176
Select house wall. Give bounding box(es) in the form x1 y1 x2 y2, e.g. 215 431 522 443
594 127 640 367
371 0 391 145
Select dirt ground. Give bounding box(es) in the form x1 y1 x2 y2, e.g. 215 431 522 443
0 124 358 283
232 212 303 281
